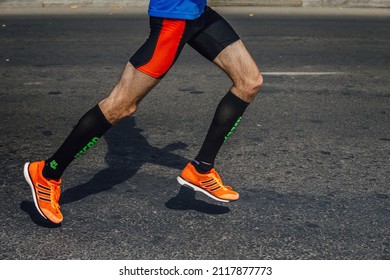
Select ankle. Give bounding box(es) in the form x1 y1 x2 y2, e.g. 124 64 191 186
191 160 213 174
42 160 62 181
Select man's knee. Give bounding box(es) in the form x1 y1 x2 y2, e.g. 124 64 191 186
99 64 159 124
99 94 139 125
118 103 138 119
251 71 263 95
236 71 263 101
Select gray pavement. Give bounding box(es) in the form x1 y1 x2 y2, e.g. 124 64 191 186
0 7 389 260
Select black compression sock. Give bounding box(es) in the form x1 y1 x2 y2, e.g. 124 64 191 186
194 91 249 170
42 104 112 180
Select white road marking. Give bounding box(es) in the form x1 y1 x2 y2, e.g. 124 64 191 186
262 72 343 76
23 82 43 85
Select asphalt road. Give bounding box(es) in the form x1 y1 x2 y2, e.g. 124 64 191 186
0 7 389 260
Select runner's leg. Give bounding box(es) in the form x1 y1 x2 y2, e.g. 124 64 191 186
188 7 263 172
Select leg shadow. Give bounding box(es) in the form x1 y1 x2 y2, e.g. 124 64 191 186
61 117 190 204
20 201 61 228
165 186 230 214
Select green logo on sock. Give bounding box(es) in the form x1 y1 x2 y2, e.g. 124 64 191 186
50 160 58 170
74 136 100 158
224 117 242 142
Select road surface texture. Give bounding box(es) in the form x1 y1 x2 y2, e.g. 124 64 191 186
0 7 389 259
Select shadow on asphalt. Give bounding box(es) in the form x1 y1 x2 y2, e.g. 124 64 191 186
165 186 230 214
20 201 62 228
21 116 229 226
60 116 189 205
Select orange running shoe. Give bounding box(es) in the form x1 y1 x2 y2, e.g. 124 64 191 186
23 161 63 224
177 163 239 202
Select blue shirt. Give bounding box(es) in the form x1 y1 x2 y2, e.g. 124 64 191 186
148 0 207 20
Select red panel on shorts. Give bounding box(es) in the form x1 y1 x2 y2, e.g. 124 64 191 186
138 19 186 78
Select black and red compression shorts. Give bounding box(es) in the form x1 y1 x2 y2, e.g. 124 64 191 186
130 6 240 79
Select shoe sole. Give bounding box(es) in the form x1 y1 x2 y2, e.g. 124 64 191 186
177 176 231 203
23 162 48 220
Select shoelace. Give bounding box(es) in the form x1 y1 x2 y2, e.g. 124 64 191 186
210 169 232 190
49 182 61 210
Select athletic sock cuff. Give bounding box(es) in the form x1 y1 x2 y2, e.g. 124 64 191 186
93 104 112 129
225 91 250 109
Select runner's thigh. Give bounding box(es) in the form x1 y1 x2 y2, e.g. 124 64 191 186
188 6 240 62
130 17 189 79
